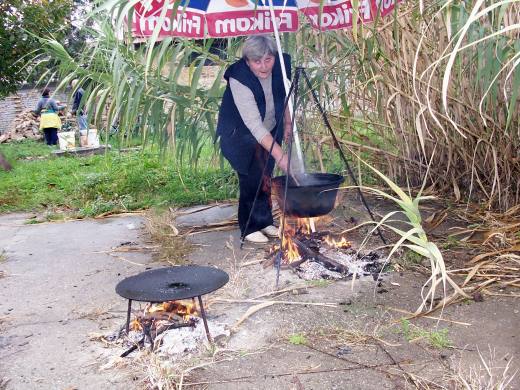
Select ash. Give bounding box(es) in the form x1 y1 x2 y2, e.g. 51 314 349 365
102 319 229 359
157 320 229 358
296 261 343 280
296 248 385 281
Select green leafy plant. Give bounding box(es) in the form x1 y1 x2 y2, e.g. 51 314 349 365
347 153 470 314
400 319 452 349
31 1 519 211
288 333 307 346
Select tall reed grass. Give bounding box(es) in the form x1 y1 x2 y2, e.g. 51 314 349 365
293 0 519 211
34 1 519 214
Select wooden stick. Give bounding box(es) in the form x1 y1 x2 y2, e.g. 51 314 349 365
212 298 337 307
240 259 265 267
231 302 275 332
385 307 472 326
252 284 310 299
181 360 408 387
483 292 520 298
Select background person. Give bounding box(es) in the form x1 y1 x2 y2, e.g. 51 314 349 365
33 88 65 145
216 35 292 244
70 79 88 131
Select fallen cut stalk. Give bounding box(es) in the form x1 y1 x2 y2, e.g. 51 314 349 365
385 306 472 326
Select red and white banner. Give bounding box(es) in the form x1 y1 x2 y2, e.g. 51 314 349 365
206 9 298 37
296 0 373 30
131 0 402 40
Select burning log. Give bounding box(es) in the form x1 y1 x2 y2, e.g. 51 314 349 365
290 236 350 274
136 311 186 323
264 219 352 274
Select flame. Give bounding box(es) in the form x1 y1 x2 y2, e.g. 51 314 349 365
174 301 197 321
145 300 198 321
278 221 302 263
131 318 142 331
324 235 351 249
271 214 351 267
296 218 312 235
282 234 301 262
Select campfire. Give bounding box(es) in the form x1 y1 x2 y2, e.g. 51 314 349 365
130 300 199 332
266 217 384 281
122 300 199 357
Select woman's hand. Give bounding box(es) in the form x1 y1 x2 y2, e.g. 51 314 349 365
277 153 289 173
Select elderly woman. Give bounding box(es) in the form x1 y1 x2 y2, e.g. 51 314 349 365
34 88 65 145
216 35 292 244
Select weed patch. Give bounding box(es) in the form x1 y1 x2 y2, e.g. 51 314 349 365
144 209 193 264
288 333 307 345
306 279 331 288
400 319 452 349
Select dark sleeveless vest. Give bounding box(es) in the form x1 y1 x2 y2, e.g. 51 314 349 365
216 53 291 174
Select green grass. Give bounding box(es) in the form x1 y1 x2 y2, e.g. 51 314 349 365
306 279 331 288
0 140 53 161
441 236 458 250
398 249 424 267
0 140 236 217
288 333 307 345
400 319 452 349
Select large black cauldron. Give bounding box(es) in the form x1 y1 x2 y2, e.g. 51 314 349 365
272 173 344 218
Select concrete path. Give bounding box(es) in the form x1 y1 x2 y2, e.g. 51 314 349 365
0 213 152 389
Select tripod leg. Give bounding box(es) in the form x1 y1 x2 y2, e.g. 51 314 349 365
300 68 386 245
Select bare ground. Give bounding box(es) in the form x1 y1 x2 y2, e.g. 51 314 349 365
0 195 518 390
170 196 519 390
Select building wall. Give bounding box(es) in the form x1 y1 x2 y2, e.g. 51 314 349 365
0 85 71 134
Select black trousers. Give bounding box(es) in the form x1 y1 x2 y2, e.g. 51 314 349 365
43 128 58 145
238 146 274 237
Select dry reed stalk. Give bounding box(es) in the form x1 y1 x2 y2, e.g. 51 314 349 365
143 210 193 263
444 204 520 297
298 1 519 211
445 347 518 390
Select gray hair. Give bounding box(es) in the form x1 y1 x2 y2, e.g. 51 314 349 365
242 35 277 61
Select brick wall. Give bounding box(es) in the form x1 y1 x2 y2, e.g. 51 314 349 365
0 85 71 134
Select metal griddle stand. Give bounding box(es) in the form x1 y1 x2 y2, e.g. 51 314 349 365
115 266 229 353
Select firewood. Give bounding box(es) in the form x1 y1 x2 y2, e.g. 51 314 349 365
137 312 185 322
2 110 43 143
291 237 350 274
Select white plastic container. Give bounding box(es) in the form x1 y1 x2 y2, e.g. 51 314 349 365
87 129 100 148
58 131 76 150
79 130 88 147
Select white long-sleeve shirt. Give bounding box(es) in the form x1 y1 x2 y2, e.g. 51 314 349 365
229 74 276 143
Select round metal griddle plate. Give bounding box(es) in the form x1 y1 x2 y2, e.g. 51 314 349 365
116 266 229 303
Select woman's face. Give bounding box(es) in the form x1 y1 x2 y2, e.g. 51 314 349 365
246 53 275 79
